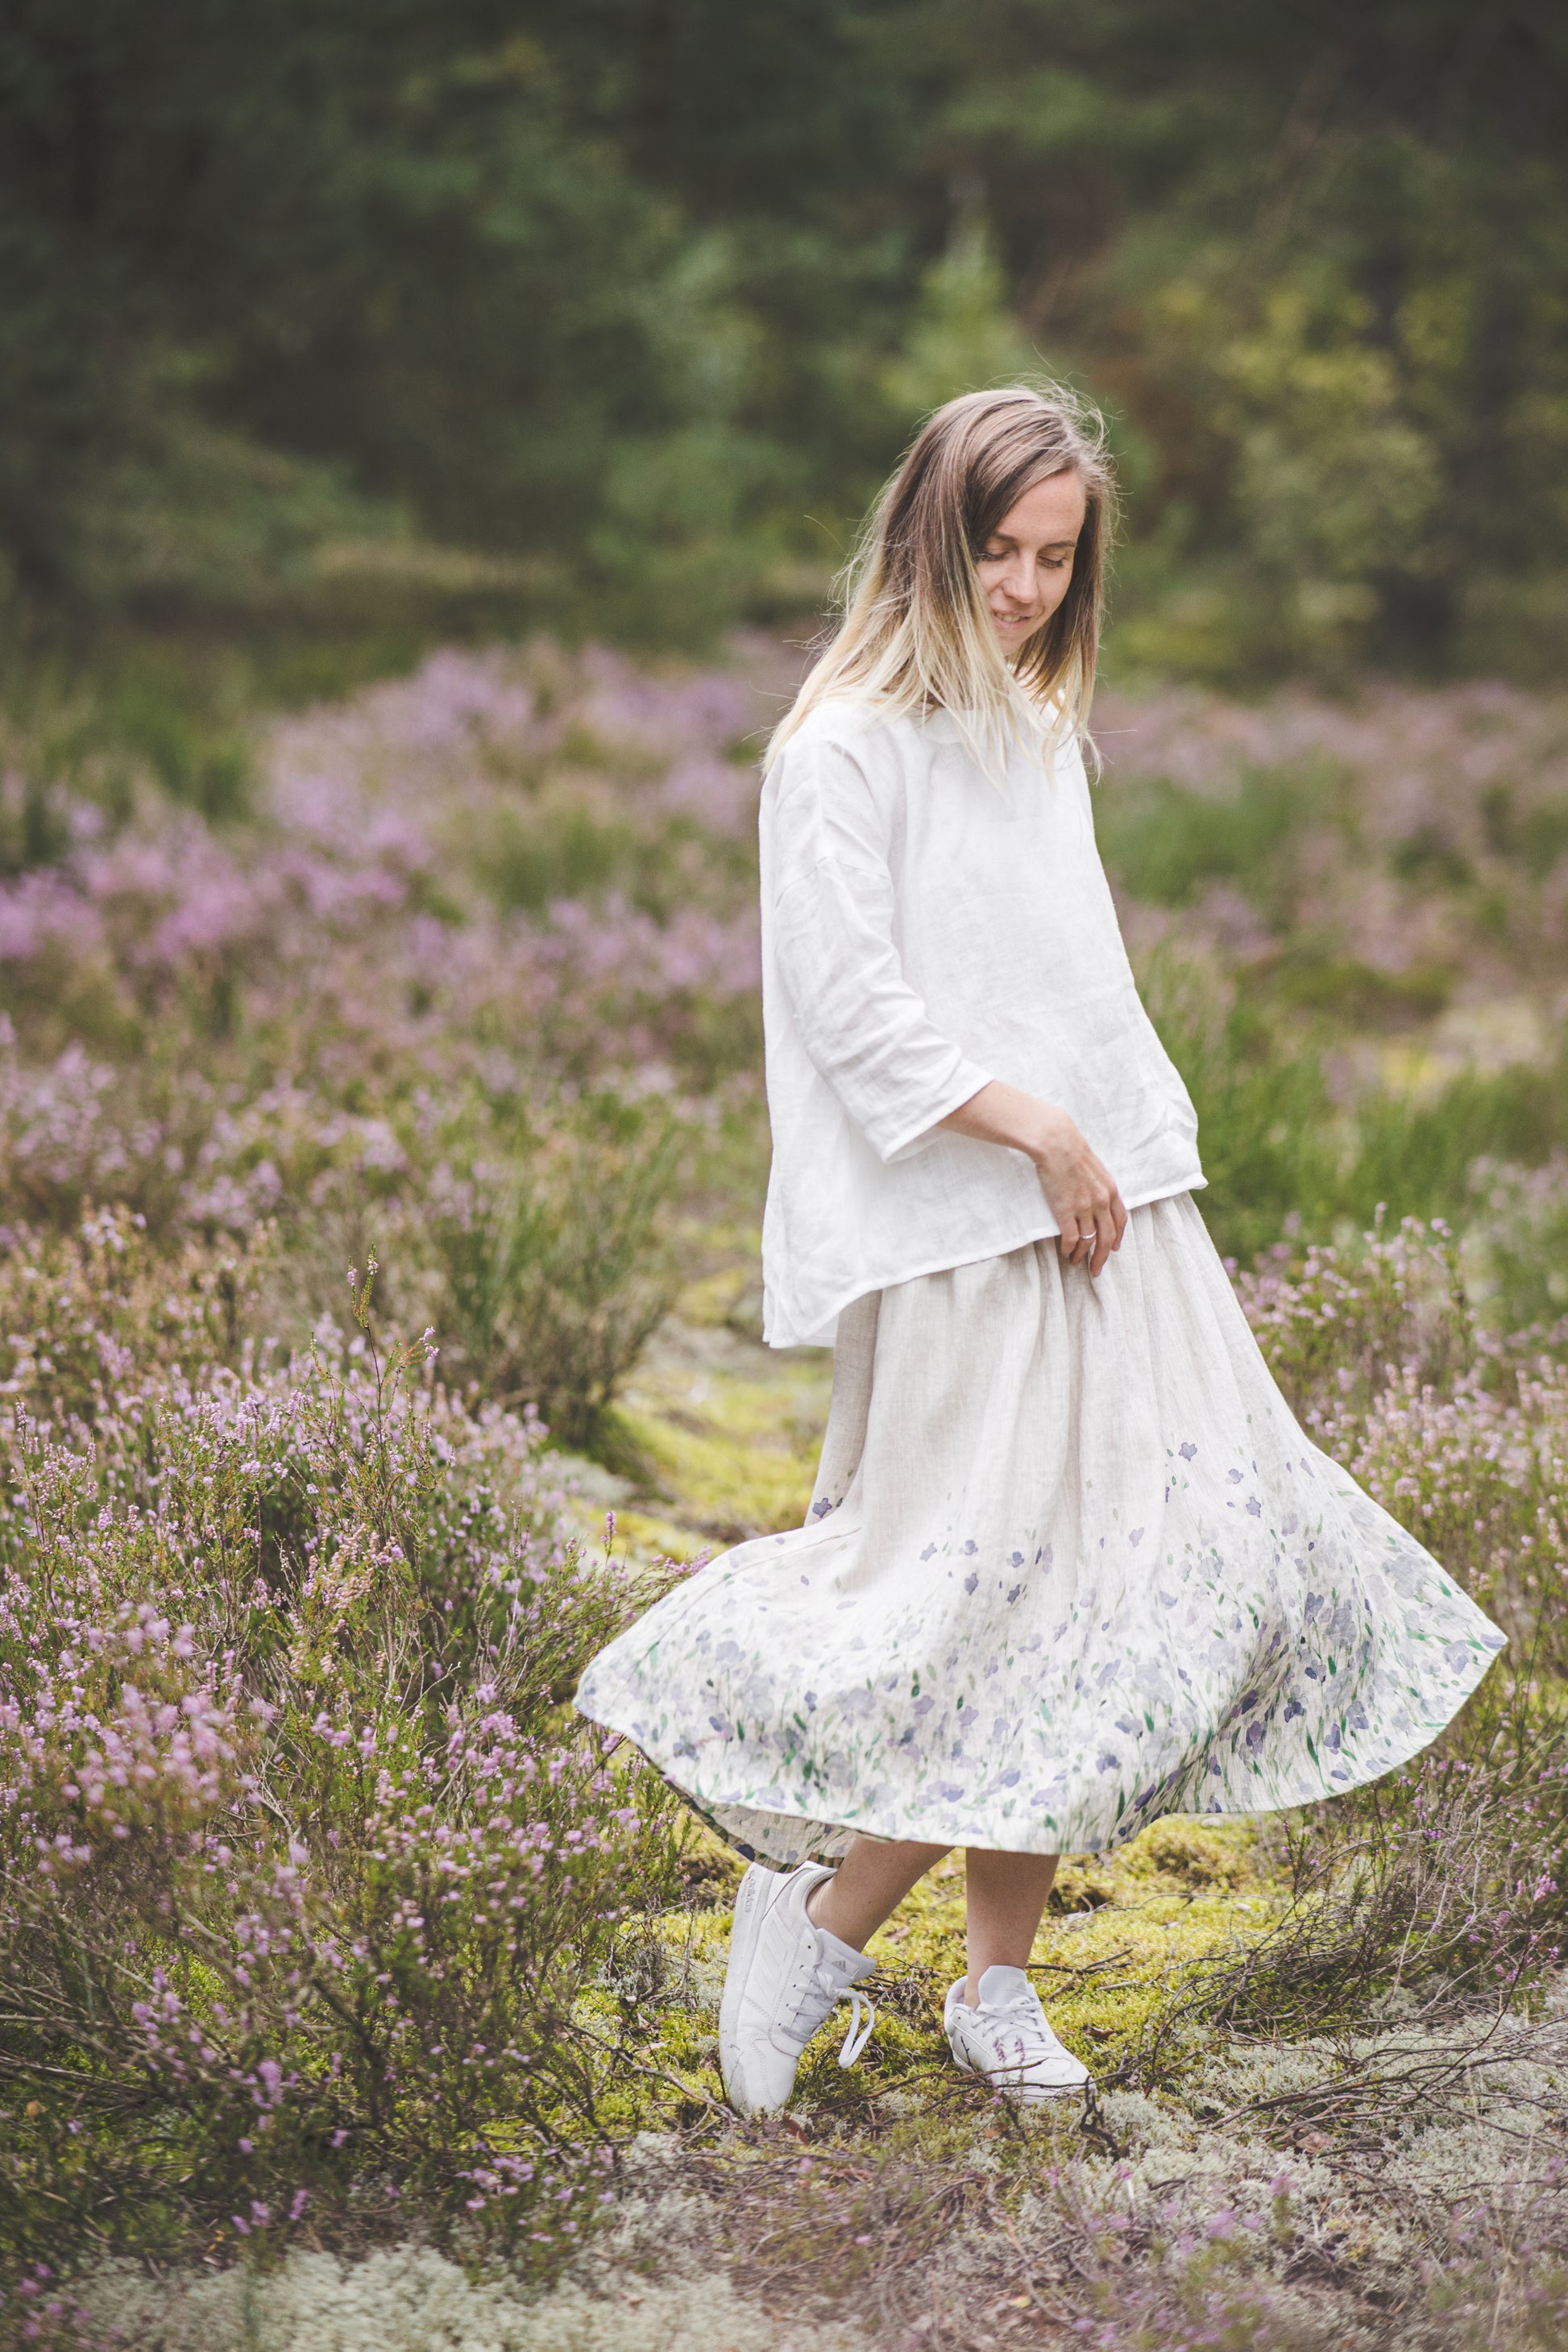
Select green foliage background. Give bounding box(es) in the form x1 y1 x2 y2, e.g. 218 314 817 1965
4 1 1567 678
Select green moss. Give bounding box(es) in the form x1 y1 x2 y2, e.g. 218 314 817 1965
608 1824 1280 2146
592 1255 832 1563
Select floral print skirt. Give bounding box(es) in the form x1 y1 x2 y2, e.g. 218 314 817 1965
575 1193 1505 1863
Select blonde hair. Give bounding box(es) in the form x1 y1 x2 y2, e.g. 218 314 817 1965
770 384 1117 774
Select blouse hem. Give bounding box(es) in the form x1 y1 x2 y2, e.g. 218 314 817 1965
761 1164 1208 1350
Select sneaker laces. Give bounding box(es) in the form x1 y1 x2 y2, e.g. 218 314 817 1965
778 1946 877 2069
836 1987 877 2068
969 1988 1064 2075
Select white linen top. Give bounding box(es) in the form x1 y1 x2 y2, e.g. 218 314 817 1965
759 696 1205 1347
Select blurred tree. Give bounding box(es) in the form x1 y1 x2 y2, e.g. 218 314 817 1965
0 0 703 615
927 0 1568 673
883 215 1041 425
0 0 1564 670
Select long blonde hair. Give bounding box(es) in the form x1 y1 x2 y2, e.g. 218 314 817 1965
770 384 1117 774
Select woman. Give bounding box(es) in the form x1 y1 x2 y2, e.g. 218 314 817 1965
576 386 1504 2118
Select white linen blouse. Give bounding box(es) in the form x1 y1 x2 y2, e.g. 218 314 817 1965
758 696 1205 1348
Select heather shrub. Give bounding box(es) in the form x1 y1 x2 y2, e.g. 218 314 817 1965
1238 1215 1568 1662
0 1056 691 1466
1130 1715 1568 2082
0 1042 223 1237
0 1205 269 1430
0 641 758 1461
0 1280 686 2273
1466 1154 1568 1334
1077 2246 1341 2352
1236 1211 1475 1426
1067 2217 1568 2352
390 1085 688 1451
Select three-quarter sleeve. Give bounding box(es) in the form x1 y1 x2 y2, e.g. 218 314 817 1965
768 733 991 1164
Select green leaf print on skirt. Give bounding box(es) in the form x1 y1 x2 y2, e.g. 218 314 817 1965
575 1193 1505 1865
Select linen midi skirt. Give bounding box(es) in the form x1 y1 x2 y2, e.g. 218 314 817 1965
575 1194 1506 1863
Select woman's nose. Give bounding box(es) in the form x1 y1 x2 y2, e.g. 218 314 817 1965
1000 554 1034 603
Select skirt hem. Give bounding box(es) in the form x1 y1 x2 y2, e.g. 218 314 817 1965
580 1624 1504 1866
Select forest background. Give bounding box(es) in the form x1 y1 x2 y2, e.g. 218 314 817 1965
6 0 1568 688
6 6 1568 2350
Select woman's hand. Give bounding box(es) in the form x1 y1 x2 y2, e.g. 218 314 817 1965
937 1081 1128 1276
1027 1101 1128 1274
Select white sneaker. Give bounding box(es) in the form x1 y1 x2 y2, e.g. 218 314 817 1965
944 1964 1090 2102
719 1860 877 2118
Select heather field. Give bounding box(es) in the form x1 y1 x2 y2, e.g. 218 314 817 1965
11 640 1568 2350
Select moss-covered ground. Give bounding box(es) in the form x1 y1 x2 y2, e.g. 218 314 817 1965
612 1822 1273 2130
597 1246 832 1563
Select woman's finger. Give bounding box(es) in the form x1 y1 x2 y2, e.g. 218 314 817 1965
1091 1192 1130 1273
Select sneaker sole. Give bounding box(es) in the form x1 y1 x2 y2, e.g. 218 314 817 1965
719 1862 782 2110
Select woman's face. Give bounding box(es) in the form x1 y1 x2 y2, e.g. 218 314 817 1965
975 468 1089 653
